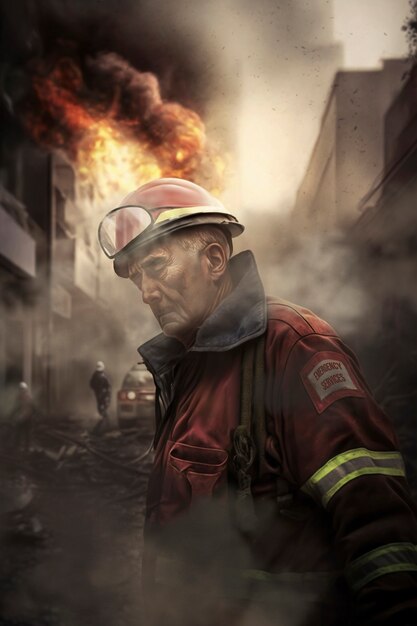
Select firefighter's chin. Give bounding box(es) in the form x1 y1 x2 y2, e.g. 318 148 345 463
158 313 194 344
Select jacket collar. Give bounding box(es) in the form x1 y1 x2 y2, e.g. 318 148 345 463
138 250 266 376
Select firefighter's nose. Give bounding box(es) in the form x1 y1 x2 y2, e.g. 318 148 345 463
141 276 162 305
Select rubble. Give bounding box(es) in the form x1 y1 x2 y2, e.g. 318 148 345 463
0 420 154 626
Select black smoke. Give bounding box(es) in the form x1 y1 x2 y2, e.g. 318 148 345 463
0 0 224 118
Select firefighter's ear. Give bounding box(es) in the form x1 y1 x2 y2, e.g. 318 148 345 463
203 243 228 280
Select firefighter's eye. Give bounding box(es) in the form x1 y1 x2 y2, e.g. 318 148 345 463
145 258 166 274
129 269 143 287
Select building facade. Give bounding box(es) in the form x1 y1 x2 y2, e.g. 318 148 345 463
291 59 408 235
0 139 121 420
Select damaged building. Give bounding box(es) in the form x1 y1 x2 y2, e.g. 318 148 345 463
0 139 123 420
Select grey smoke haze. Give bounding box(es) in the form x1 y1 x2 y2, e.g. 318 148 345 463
1 4 416 626
234 214 369 341
139 498 327 626
0 475 148 626
1 0 414 405
2 0 411 212
334 0 409 68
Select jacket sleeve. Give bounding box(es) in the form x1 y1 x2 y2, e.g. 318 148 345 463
279 331 417 625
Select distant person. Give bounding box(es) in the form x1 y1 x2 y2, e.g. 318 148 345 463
89 361 111 434
11 382 35 452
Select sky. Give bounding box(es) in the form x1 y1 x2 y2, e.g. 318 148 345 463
1 0 415 396
334 0 409 68
3 0 410 217
235 0 412 215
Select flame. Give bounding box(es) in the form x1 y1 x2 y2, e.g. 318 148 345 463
77 122 162 200
21 56 227 204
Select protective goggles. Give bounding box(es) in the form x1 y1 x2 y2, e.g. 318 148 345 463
98 204 241 259
98 205 153 259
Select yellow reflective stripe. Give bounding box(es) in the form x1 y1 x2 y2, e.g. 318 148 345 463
302 448 405 507
241 569 337 583
306 448 402 484
350 542 417 567
353 564 417 590
154 206 225 223
322 467 405 506
154 557 341 598
346 543 417 592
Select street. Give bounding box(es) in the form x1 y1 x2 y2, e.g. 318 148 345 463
0 420 154 626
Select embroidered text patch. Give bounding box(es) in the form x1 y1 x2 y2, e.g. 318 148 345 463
301 351 365 413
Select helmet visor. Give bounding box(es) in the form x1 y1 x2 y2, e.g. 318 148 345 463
98 206 152 258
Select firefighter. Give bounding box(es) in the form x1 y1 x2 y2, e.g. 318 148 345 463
89 361 111 433
10 381 35 452
98 178 417 625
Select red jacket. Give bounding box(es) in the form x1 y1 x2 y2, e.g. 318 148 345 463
139 251 417 626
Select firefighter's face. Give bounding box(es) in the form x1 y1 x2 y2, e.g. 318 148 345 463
127 234 224 344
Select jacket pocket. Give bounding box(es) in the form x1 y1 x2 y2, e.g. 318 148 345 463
168 442 228 498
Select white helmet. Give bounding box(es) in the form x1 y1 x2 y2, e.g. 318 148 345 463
96 361 105 372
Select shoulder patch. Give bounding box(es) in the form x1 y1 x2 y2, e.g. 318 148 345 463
300 351 365 413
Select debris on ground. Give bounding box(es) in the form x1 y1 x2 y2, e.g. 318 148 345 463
0 418 154 626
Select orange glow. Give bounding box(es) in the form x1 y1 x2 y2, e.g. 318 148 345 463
77 122 162 201
22 57 226 201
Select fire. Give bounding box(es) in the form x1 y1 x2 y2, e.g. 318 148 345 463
77 122 162 200
21 56 227 204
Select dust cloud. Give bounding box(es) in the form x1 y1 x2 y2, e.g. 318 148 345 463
1 3 416 625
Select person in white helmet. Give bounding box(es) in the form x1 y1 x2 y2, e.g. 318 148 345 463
98 178 417 626
89 361 111 434
10 381 36 452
